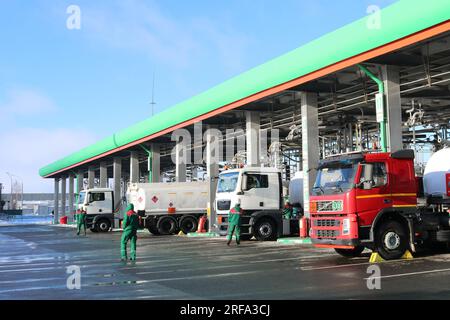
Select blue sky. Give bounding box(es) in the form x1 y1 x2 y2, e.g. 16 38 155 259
0 0 397 193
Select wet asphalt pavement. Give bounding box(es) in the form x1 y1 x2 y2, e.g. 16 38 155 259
0 225 449 300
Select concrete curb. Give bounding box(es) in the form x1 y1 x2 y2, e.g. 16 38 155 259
50 224 77 229
186 232 221 238
277 237 312 245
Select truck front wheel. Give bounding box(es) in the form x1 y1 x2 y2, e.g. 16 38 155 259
254 218 277 241
375 220 408 260
335 246 365 258
95 219 111 233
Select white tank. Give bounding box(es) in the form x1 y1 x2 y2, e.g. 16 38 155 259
423 148 450 198
127 181 209 214
288 171 304 206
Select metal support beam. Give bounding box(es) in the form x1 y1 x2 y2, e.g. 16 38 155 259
206 128 219 233
100 162 108 188
54 178 59 224
151 144 161 183
175 141 187 182
382 65 403 152
76 171 84 194
68 175 74 219
246 111 260 167
61 176 66 217
113 157 122 209
301 92 320 219
88 166 95 189
130 151 139 183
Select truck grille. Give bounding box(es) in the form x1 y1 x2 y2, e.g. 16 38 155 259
316 230 340 238
316 200 343 212
217 200 231 211
314 219 340 227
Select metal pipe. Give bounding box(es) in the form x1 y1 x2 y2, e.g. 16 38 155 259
358 64 387 152
140 144 152 182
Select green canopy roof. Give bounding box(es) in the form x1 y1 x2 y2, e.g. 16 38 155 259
40 0 450 177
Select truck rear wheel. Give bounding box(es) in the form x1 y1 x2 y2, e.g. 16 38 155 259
179 216 198 234
335 246 365 258
157 216 177 235
375 220 408 260
95 219 111 233
254 218 277 241
147 225 160 235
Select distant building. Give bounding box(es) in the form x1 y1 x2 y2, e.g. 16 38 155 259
0 193 71 215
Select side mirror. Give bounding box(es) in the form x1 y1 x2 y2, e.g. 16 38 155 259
358 164 374 190
241 174 248 192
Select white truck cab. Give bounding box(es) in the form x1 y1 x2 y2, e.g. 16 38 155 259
216 167 282 215
77 188 115 232
215 167 300 240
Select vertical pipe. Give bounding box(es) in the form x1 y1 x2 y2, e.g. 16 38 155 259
358 64 387 152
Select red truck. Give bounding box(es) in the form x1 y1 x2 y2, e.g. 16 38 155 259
310 149 450 260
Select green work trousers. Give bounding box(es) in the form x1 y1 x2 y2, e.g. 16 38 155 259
227 223 241 243
76 214 86 235
121 229 137 260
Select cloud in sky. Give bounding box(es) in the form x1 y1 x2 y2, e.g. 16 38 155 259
82 0 249 72
0 88 57 118
0 127 98 193
0 89 98 193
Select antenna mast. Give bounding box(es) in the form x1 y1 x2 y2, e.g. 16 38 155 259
150 72 156 116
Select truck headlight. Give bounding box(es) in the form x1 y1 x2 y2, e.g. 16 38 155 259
342 218 350 235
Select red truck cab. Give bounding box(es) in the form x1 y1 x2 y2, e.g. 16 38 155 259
310 150 419 260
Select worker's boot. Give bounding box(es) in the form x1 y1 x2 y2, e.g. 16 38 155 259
227 239 231 246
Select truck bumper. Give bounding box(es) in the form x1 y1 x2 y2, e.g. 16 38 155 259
311 238 360 248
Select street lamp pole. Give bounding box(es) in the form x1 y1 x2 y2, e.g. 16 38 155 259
5 172 12 210
5 172 23 210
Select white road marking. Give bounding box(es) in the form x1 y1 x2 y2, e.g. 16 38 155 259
363 268 450 280
300 256 437 271
249 254 336 263
115 270 263 284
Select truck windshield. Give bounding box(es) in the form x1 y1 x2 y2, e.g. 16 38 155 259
77 192 86 205
217 172 239 193
313 161 358 195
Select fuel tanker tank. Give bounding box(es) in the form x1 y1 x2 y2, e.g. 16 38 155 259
423 148 450 200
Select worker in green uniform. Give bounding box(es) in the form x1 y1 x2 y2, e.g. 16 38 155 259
283 201 293 219
76 209 87 236
121 203 139 261
227 201 242 246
